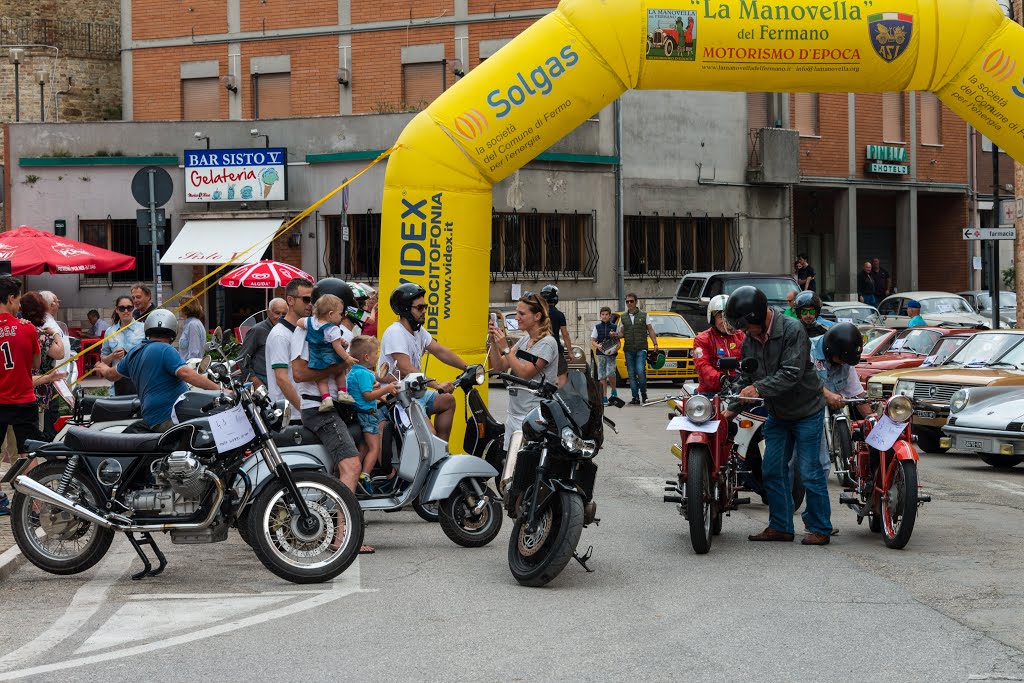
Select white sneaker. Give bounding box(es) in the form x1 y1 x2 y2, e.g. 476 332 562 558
318 397 335 413
336 391 356 405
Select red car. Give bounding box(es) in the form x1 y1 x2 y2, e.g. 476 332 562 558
857 327 974 387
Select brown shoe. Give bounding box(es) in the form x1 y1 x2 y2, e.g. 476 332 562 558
748 527 795 542
801 532 831 546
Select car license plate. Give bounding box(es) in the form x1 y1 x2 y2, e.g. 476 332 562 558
670 361 682 368
915 410 937 419
962 439 985 449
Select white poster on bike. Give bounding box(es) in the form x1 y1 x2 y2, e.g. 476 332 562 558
209 404 256 453
667 416 720 433
865 415 905 451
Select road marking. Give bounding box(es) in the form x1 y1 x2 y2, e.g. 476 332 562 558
0 560 363 681
0 544 134 672
126 590 324 600
984 480 1024 498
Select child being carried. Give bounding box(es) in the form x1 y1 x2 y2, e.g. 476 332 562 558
296 293 357 411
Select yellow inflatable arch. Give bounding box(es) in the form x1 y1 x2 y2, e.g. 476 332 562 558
379 0 1024 442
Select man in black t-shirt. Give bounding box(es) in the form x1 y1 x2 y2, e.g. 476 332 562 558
796 254 816 292
540 285 573 381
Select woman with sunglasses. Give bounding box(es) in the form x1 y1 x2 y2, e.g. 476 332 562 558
100 295 145 395
487 293 559 451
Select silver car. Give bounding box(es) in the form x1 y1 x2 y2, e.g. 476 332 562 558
942 386 1024 469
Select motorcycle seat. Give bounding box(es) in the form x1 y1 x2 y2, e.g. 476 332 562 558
91 397 142 422
65 426 168 453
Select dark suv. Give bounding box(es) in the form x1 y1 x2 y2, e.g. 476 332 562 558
670 271 801 332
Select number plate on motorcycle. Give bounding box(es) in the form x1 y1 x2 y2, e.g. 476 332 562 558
963 439 985 450
864 415 905 451
915 410 937 419
209 404 257 453
667 416 720 433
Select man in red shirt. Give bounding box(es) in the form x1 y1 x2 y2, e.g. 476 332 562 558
0 275 41 516
693 295 745 397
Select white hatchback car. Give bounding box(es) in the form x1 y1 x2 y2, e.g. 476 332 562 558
876 291 994 329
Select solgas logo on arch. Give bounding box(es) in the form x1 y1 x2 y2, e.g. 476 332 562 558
981 48 1024 98
452 108 490 142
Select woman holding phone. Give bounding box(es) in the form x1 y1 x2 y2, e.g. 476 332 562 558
100 295 145 395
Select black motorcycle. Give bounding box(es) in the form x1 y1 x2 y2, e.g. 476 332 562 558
3 358 363 584
496 360 611 587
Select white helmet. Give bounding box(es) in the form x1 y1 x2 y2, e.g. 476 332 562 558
144 309 178 340
707 295 730 324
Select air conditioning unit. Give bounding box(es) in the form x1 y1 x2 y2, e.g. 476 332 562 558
747 127 799 185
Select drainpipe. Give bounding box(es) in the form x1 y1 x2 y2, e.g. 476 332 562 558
614 97 624 309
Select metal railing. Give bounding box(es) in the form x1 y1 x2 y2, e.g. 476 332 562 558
0 17 120 57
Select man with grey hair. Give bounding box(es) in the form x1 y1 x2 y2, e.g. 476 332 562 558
240 297 288 387
39 290 76 437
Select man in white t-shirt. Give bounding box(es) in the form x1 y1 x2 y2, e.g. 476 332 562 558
379 283 468 442
266 277 313 411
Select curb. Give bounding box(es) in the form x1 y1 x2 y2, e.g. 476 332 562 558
0 545 23 583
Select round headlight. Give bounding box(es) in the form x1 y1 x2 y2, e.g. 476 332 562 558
895 381 915 398
949 389 969 414
867 383 882 399
685 395 714 424
475 367 486 385
886 395 914 423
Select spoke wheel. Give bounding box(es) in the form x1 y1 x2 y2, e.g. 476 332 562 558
11 462 114 575
881 459 918 549
832 421 855 487
248 471 363 583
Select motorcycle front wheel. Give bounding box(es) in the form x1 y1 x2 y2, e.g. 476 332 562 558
247 471 363 584
832 421 855 488
508 489 584 587
686 446 713 554
11 462 114 575
437 482 503 548
881 459 918 549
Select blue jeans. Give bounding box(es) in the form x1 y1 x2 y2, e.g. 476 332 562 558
862 294 878 307
624 350 647 399
762 408 831 535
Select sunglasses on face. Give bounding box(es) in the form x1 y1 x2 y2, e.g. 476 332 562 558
626 299 637 304
411 304 428 312
117 305 133 312
798 307 817 315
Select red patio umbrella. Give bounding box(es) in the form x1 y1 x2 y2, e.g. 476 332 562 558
218 260 312 289
0 226 136 275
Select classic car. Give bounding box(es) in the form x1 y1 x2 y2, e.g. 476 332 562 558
861 327 898 356
958 290 1017 328
855 327 974 386
614 311 697 386
942 386 1024 469
868 330 1024 452
821 302 880 326
876 291 994 329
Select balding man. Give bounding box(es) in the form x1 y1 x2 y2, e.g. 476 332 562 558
240 297 288 387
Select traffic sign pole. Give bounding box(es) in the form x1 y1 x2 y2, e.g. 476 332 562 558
148 169 161 306
991 143 1000 330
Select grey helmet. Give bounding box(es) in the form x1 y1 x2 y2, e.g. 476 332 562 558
144 309 178 340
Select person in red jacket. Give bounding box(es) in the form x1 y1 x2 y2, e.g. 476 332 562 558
693 294 745 397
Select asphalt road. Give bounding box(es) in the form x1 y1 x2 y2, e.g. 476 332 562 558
2 386 1024 682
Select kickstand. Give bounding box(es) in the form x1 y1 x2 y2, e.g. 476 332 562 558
125 531 167 580
572 545 594 573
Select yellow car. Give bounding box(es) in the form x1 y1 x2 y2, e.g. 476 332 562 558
613 311 697 387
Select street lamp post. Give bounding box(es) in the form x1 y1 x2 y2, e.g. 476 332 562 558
8 48 23 122
36 70 48 122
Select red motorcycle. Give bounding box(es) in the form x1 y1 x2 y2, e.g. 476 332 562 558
840 395 931 549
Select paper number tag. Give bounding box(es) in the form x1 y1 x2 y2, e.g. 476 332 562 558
667 416 720 433
864 415 905 452
209 404 256 453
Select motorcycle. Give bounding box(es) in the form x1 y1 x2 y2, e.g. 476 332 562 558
3 356 364 584
362 363 504 548
824 404 856 487
839 394 931 549
497 357 610 587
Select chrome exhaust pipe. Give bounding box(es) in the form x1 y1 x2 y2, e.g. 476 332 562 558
12 475 114 529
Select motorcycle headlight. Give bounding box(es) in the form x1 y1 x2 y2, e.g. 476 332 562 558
894 381 915 399
949 389 969 414
886 395 914 423
475 366 486 385
868 383 883 399
561 426 584 453
684 395 714 424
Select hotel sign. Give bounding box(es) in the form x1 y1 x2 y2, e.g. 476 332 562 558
865 144 908 175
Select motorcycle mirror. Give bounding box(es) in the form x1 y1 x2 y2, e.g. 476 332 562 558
741 357 758 373
718 357 740 371
213 326 224 343
376 361 391 382
516 348 540 365
210 362 228 378
199 355 212 374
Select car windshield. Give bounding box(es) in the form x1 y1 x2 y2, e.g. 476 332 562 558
944 333 1024 366
978 292 1017 310
918 297 973 315
924 337 968 366
650 314 694 338
723 278 800 302
830 306 879 324
862 329 895 354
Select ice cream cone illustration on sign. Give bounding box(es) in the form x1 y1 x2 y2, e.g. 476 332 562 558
260 167 280 199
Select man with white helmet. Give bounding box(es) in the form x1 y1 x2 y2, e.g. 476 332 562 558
693 294 746 397
94 309 222 432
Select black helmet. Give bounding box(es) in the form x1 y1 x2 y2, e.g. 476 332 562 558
312 277 356 310
390 282 427 330
540 285 559 306
793 290 822 316
724 286 768 331
823 322 863 366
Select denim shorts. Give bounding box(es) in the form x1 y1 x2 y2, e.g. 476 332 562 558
358 411 381 435
416 388 438 414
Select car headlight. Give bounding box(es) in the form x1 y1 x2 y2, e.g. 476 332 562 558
949 389 969 414
684 395 714 424
894 381 915 398
561 426 584 453
886 395 914 423
867 383 883 399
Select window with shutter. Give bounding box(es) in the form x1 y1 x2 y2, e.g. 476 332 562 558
181 77 220 120
920 92 941 145
882 92 904 142
255 73 291 119
402 62 444 108
794 93 819 136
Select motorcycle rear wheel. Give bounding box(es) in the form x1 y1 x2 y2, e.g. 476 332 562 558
438 483 503 548
832 421 855 488
686 446 713 554
508 490 584 587
881 459 918 549
11 462 114 575
247 471 363 584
